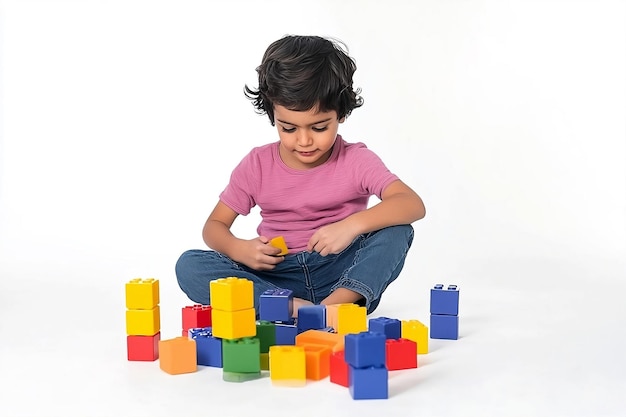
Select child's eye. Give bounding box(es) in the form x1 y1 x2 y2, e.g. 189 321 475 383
281 127 296 133
312 126 328 132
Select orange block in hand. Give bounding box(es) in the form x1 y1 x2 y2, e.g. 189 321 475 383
269 236 289 255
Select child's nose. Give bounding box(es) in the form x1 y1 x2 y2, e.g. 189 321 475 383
297 132 313 147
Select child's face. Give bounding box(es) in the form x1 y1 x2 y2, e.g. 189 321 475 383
274 104 344 170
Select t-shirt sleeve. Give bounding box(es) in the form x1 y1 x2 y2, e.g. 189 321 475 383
218 152 258 216
351 146 399 199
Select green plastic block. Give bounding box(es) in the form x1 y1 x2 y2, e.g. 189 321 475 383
222 337 261 373
256 320 277 353
222 371 263 383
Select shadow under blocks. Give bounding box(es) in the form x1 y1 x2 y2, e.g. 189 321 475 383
429 284 459 340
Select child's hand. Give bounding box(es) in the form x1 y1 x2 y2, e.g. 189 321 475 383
307 222 356 256
236 236 285 270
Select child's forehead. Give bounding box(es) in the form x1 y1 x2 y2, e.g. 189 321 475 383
274 104 337 121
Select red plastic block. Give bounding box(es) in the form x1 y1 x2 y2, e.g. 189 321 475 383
386 338 417 371
127 332 160 361
330 350 349 387
182 304 212 333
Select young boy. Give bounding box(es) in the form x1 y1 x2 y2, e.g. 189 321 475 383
175 35 425 315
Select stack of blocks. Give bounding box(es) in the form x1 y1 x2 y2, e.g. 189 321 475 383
210 277 262 382
345 332 388 399
125 278 160 361
430 284 460 339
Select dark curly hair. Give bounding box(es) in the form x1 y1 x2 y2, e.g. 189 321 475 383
244 35 364 125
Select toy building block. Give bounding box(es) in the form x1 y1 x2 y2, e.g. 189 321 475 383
349 365 388 400
335 304 367 335
222 337 261 373
211 308 256 340
259 288 293 322
430 284 459 315
325 303 353 331
269 236 289 256
270 345 306 387
260 353 270 371
386 338 417 371
125 278 159 310
295 329 344 353
297 305 326 333
303 344 331 380
401 319 429 354
188 327 222 367
126 306 160 336
158 337 197 375
182 304 212 334
209 277 254 312
345 331 386 369
330 350 350 387
275 320 298 345
430 315 459 340
368 317 402 340
223 371 263 383
127 332 160 361
256 320 276 353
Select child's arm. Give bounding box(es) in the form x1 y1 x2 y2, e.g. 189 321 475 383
307 180 425 256
202 201 284 270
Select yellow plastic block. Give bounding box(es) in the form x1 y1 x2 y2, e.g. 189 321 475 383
126 306 160 336
325 303 353 331
402 319 429 354
269 346 306 387
336 304 367 335
260 353 270 371
159 337 197 375
269 236 289 255
303 344 331 380
210 277 254 311
125 278 159 310
211 308 257 340
295 329 344 353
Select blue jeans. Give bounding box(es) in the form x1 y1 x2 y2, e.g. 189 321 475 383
175 225 414 314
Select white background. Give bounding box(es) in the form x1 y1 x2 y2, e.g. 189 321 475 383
1 1 625 416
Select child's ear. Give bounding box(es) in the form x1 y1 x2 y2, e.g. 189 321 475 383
338 117 346 123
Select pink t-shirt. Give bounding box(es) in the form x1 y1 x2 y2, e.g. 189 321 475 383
219 135 399 252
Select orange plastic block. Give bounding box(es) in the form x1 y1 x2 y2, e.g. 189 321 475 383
210 277 254 311
295 329 344 353
269 346 306 387
211 308 257 340
303 344 331 380
335 304 367 335
401 319 429 354
159 337 197 375
127 332 160 361
125 278 159 310
126 306 160 336
269 236 289 255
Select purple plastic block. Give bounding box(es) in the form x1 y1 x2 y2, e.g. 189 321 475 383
345 331 386 368
430 284 459 316
188 327 222 367
274 319 297 345
368 317 401 340
349 365 388 400
259 289 293 322
297 305 326 333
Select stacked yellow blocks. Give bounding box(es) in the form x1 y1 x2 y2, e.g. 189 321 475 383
125 278 161 361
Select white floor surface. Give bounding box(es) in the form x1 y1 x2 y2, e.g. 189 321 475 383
1 254 624 417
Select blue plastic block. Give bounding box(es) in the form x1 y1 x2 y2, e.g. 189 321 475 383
368 317 401 340
259 289 293 322
274 319 297 345
188 327 222 367
345 331 386 368
349 365 388 400
297 305 326 333
430 314 459 340
430 284 459 315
